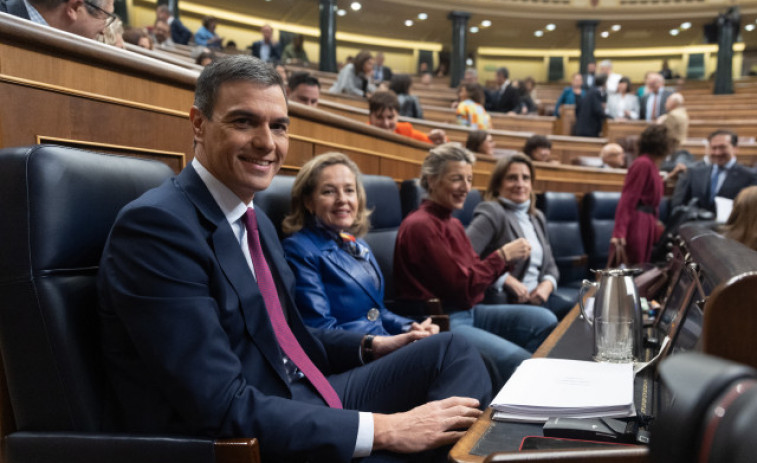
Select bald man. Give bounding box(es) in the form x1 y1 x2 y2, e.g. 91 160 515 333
600 143 625 168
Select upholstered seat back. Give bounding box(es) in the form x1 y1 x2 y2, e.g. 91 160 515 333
536 192 588 285
362 175 403 300
581 192 620 270
0 145 173 433
253 176 295 239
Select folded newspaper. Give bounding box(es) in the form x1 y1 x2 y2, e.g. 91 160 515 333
491 358 635 423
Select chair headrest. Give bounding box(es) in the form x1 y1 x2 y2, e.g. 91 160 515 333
363 175 402 230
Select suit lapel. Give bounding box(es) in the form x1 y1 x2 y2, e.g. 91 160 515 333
176 166 289 384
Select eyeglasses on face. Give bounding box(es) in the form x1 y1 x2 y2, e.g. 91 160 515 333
83 0 118 27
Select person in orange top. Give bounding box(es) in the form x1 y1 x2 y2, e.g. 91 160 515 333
368 91 447 145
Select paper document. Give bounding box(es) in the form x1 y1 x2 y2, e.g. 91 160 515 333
714 196 733 224
491 358 635 423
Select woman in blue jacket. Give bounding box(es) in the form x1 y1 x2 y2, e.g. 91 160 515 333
282 152 438 336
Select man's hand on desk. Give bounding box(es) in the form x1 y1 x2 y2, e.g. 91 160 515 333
372 397 482 453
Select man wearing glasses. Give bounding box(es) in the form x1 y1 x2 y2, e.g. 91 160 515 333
0 0 116 40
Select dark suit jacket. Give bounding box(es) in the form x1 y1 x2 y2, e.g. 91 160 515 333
283 226 412 335
573 86 606 137
169 17 193 45
373 65 392 82
581 73 595 90
251 40 281 62
639 89 672 121
671 162 757 212
0 0 30 19
466 200 559 288
98 165 362 462
487 84 520 113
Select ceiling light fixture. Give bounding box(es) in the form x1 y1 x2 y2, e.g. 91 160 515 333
746 24 756 31
337 8 346 16
669 29 679 36
470 26 479 33
600 31 609 38
418 13 428 20
350 2 361 11
481 20 492 27
681 22 692 30
611 24 621 31
405 19 414 27
534 30 544 37
545 24 556 31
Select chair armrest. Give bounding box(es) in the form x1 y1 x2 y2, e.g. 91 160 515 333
556 254 588 268
5 432 259 463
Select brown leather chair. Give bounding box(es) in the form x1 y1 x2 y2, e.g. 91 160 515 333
0 145 259 463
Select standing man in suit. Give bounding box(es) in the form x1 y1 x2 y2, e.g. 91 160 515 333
98 55 490 463
639 73 671 121
486 67 521 113
1 0 115 39
582 61 596 89
672 130 757 213
573 73 608 137
373 52 393 84
251 23 281 63
155 4 192 46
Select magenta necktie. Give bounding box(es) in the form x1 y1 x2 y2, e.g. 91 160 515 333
243 208 342 408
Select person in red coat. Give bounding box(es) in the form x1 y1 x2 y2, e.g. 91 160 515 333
611 124 669 265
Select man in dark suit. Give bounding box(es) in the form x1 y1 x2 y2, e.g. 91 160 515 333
486 67 520 113
156 4 192 46
1 0 114 39
639 72 672 121
582 61 596 90
372 52 392 84
251 23 281 63
573 73 608 137
98 55 490 463
672 130 757 213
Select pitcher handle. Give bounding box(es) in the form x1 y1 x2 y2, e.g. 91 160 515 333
578 279 596 326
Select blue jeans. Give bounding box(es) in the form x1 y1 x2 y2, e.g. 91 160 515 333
449 304 557 384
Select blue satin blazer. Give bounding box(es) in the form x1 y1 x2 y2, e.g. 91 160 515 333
283 226 412 335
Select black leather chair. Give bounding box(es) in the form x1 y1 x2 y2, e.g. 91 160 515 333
253 175 295 239
0 145 259 463
581 192 620 271
399 178 482 226
536 192 589 291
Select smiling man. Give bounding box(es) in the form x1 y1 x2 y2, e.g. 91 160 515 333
98 56 490 463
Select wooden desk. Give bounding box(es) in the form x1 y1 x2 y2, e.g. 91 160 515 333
450 305 650 463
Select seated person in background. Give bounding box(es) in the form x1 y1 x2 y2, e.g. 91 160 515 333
194 15 222 48
722 186 757 251
394 143 558 384
514 79 538 115
151 19 175 50
195 50 215 66
611 124 668 266
672 130 757 213
466 130 496 157
599 142 626 168
155 4 192 46
330 50 376 97
98 55 490 462
456 83 492 130
287 71 320 107
605 76 639 120
522 134 555 163
368 91 446 145
554 72 583 118
282 152 439 337
389 74 423 119
467 154 574 320
281 33 309 65
657 92 688 153
251 24 280 63
1 0 115 40
419 72 433 88
123 26 153 49
99 15 124 48
486 67 520 113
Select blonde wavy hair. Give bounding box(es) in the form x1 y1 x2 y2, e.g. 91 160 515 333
282 152 371 237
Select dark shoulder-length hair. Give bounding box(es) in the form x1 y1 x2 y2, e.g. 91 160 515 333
282 152 371 237
485 153 536 215
639 124 670 159
353 50 373 77
466 130 489 154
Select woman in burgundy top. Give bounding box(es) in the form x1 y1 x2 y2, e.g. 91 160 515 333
394 143 557 384
611 124 668 265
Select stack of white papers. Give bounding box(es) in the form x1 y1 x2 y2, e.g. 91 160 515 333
491 358 635 423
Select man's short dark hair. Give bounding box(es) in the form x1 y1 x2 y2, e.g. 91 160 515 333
523 135 551 158
708 129 738 147
287 72 320 91
388 74 412 96
496 67 509 79
194 56 285 117
368 90 399 115
594 73 608 88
